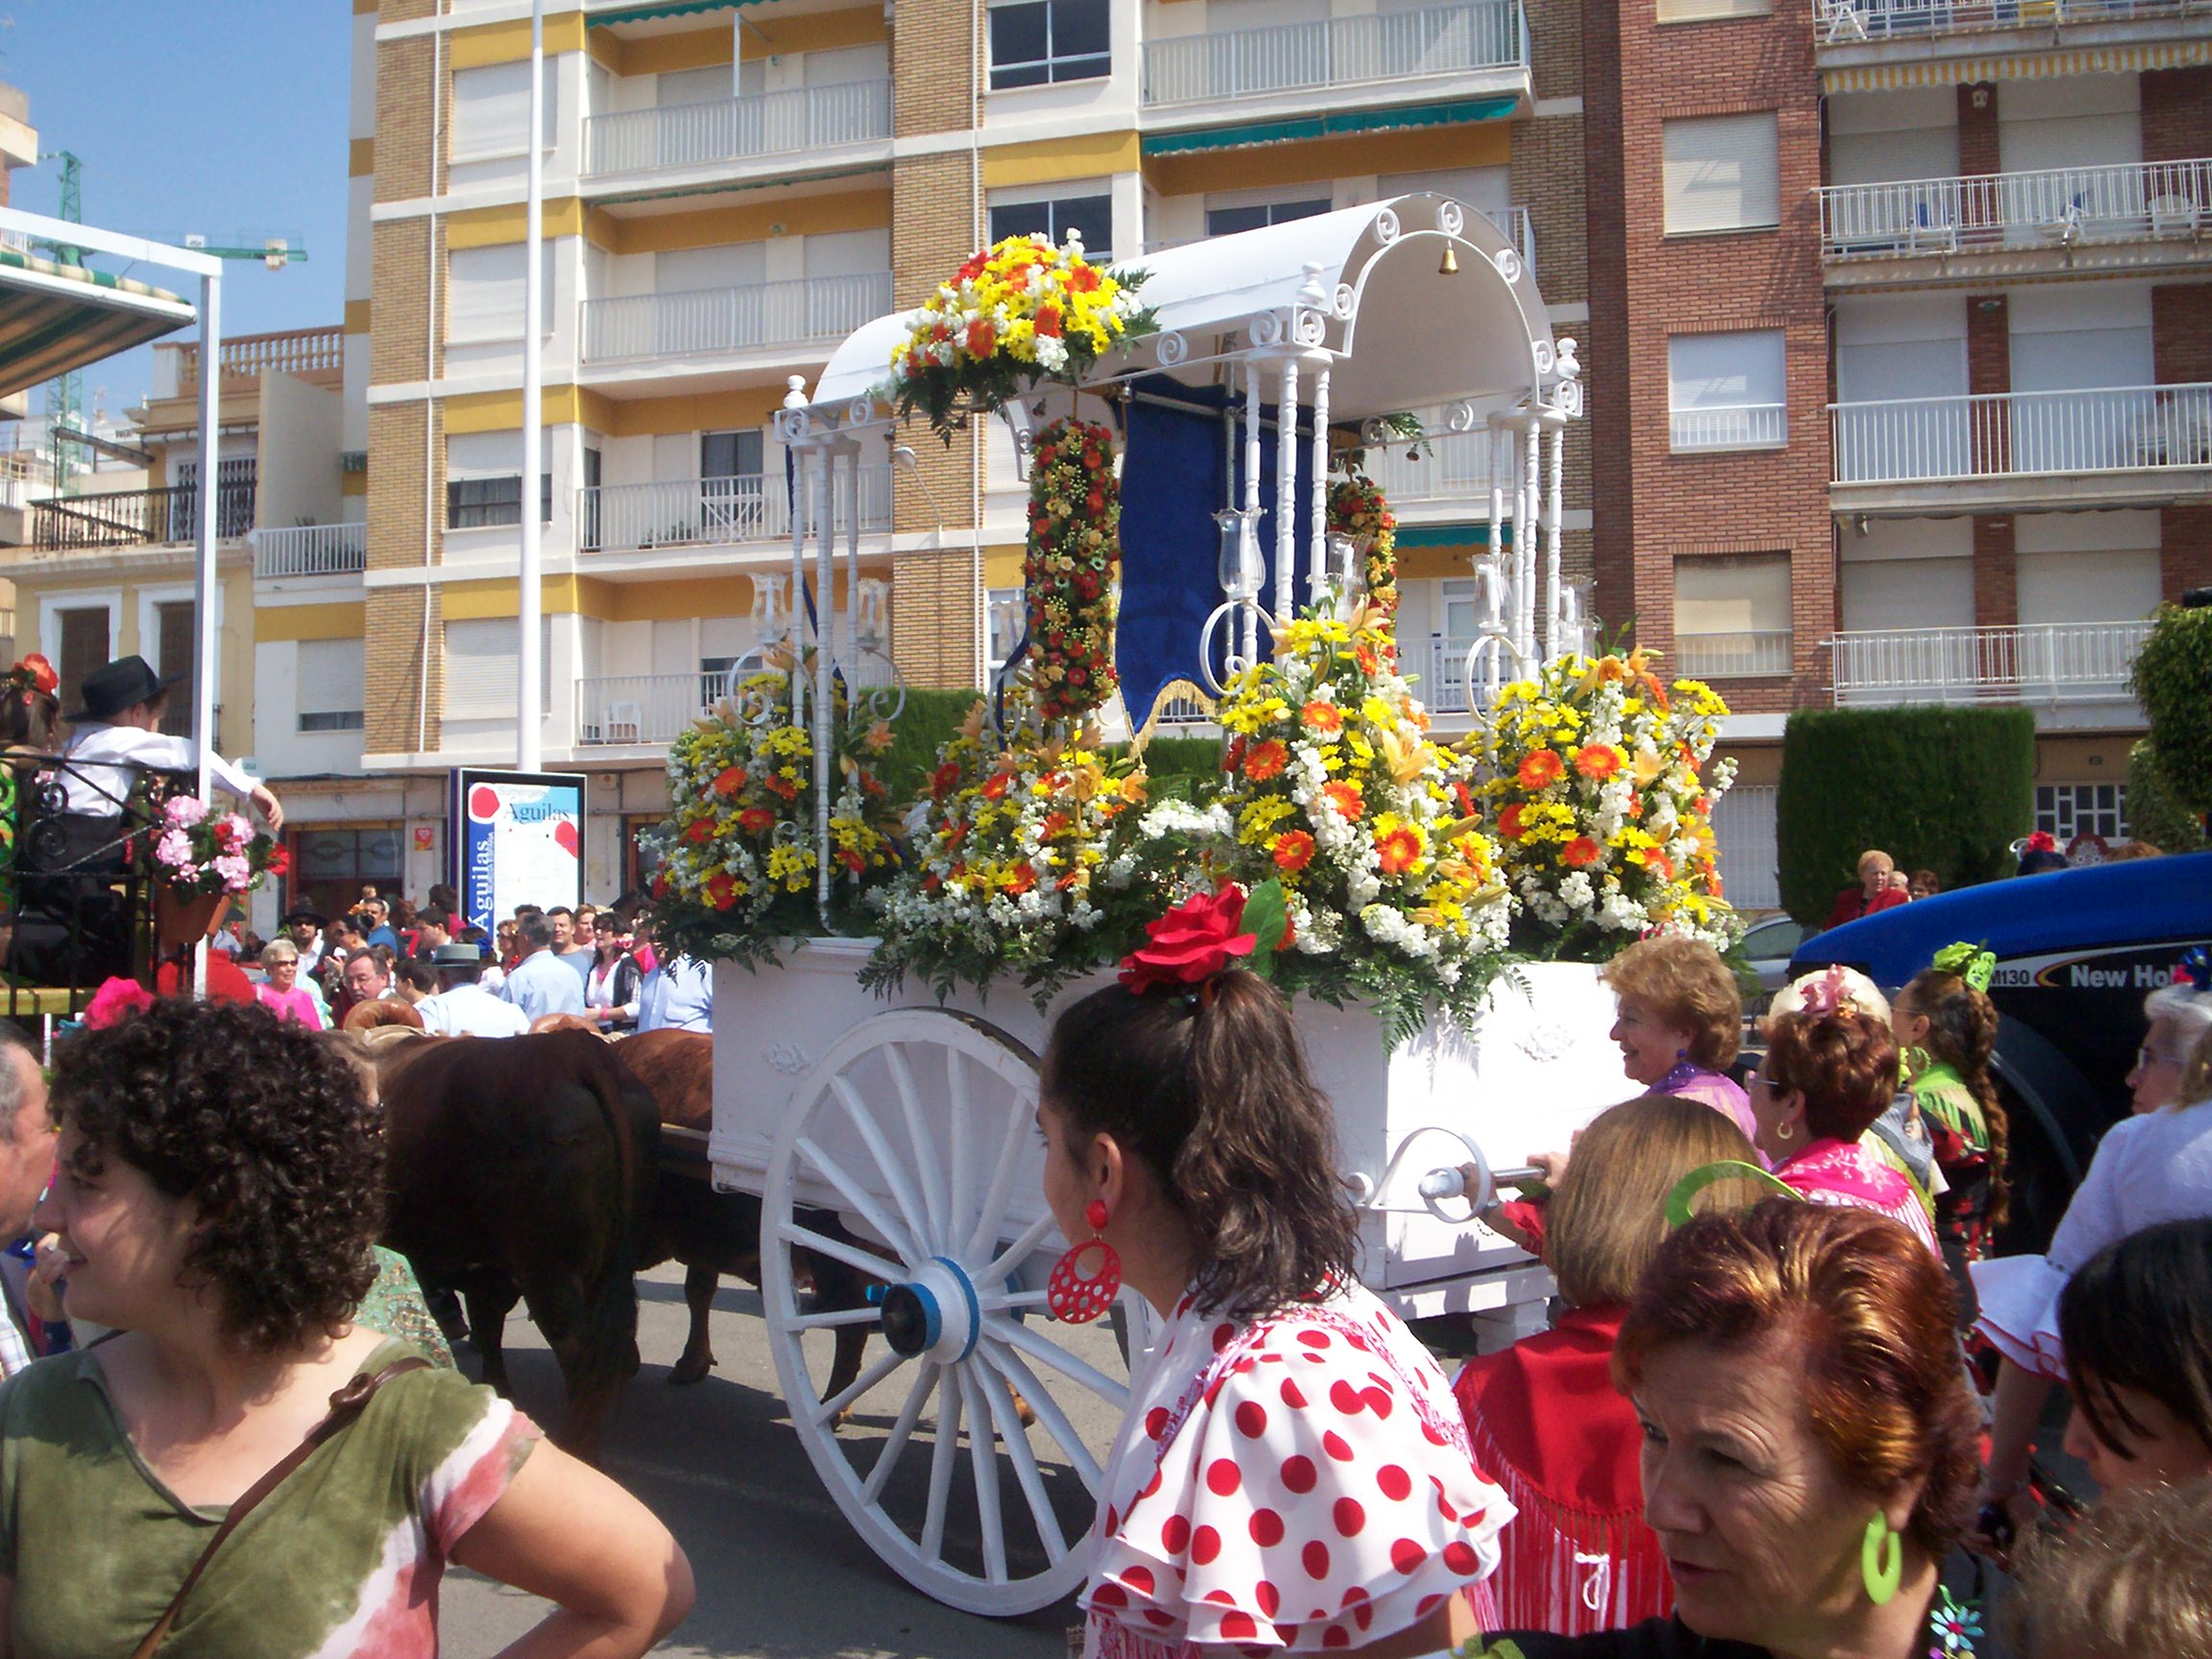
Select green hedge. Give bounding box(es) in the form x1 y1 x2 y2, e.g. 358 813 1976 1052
1776 706 2035 926
2131 602 2212 819
2125 736 2210 854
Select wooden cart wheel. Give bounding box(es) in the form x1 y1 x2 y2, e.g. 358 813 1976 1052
759 1007 1135 1616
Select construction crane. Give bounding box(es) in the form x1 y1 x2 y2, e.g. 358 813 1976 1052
28 150 308 497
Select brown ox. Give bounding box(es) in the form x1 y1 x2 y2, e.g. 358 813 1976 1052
613 1029 873 1412
373 1028 660 1459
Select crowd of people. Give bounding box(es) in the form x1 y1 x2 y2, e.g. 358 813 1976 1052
0 862 2200 1655
194 884 712 1039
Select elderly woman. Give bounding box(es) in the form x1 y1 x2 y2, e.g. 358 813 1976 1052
1055 891 1515 1658
0 998 693 1657
253 938 325 1029
1453 1094 1760 1635
1750 994 1937 1254
1826 848 1908 929
1597 935 1754 1147
1477 1200 1984 1658
1973 974 2212 1546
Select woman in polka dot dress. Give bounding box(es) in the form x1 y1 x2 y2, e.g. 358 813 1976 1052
1040 892 1515 1659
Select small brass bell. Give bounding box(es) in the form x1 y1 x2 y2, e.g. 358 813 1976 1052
1438 243 1459 276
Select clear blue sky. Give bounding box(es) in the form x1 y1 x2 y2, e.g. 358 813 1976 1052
4 0 353 415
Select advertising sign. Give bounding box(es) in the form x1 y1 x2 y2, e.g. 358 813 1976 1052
450 769 587 940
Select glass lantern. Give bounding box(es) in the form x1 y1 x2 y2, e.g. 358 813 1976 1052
751 574 788 637
1214 507 1263 602
855 577 889 651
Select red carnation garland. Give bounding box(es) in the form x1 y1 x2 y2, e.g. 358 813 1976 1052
1024 417 1120 724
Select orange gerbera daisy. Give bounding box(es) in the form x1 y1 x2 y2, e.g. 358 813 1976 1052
1376 824 1424 875
1517 749 1566 790
1643 850 1674 882
1498 804 1526 841
1575 743 1624 781
1300 700 1344 734
1002 863 1037 895
1321 780 1365 821
737 807 776 834
981 771 1013 801
1561 835 1603 869
711 765 747 798
1272 830 1316 873
1244 739 1289 781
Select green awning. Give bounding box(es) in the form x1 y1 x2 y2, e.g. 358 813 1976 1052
1141 97 1522 157
1397 521 1512 550
0 251 193 398
588 0 768 26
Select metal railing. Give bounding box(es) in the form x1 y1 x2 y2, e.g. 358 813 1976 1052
1400 637 1484 715
581 272 893 365
1829 619 2154 705
576 672 733 746
1820 157 2212 258
175 326 345 391
579 464 894 555
1831 382 2212 485
1671 404 1790 452
585 80 893 178
1142 0 1527 106
1675 630 1794 679
1366 428 1500 505
31 474 258 550
1815 0 2212 43
253 521 367 578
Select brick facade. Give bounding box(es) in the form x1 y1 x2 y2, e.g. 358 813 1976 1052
1972 516 2016 628
2154 283 2212 600
892 0 977 138
2141 67 2212 163
365 401 443 753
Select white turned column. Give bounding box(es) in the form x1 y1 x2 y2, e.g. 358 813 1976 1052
1242 364 1264 665
1520 412 1542 663
1309 362 1332 610
812 445 835 924
1274 354 1300 627
1543 410 1566 660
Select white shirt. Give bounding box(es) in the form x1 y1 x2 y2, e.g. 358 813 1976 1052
500 949 588 1021
418 981 530 1038
58 722 255 818
637 955 713 1033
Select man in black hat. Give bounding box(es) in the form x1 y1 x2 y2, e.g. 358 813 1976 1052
57 654 283 828
281 904 329 975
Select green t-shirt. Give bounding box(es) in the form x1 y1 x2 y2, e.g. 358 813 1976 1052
0 1337 538 1659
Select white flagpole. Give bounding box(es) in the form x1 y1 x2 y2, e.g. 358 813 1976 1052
192 271 222 998
517 0 545 772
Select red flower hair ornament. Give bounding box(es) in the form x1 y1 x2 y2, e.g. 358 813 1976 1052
1118 885 1256 995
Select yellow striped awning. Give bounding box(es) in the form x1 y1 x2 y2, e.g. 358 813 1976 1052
1821 35 2212 90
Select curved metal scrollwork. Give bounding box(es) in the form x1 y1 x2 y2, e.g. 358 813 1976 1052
1156 330 1189 368
1195 599 1277 699
1436 201 1465 237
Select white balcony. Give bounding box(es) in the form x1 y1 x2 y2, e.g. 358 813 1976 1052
1829 619 2153 709
581 273 894 367
1141 1 1528 117
583 80 893 181
580 465 893 558
1671 404 1789 453
575 672 730 747
252 521 366 579
1365 427 1502 510
1400 636 1484 715
1675 630 1794 680
1830 382 2212 513
1815 0 2211 50
1819 158 2212 285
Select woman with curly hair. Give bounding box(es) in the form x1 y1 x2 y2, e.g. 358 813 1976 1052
1597 935 1755 1148
1890 947 2008 1263
0 998 693 1658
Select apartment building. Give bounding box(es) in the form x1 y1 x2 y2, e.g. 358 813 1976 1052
1591 0 2210 902
350 0 1593 899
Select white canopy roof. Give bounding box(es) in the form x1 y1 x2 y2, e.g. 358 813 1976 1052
803 194 1568 430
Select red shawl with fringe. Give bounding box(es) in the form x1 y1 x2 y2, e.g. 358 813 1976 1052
1452 1306 1672 1636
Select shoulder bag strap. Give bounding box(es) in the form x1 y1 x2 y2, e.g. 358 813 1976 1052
126 1356 432 1659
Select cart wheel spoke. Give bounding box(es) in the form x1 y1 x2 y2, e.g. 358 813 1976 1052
959 1367 1009 1584
965 1092 1031 1263
947 1047 975 1249
978 1210 1060 1287
976 1354 1076 1558
796 1134 923 1265
977 1337 1106 1495
977 1286 1052 1313
811 1346 908 1429
985 1313 1132 1411
862 1359 940 1506
786 1304 889 1332
921 1365 964 1566
829 1073 939 1262
883 1042 950 1247
780 1221 903 1286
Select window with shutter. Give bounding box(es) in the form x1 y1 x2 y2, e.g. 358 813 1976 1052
1668 330 1788 450
298 638 367 733
987 190 1115 260
447 243 557 344
1662 113 1780 234
988 0 1111 89
443 618 552 720
450 60 557 159
56 606 111 710
156 601 197 737
1672 553 1792 678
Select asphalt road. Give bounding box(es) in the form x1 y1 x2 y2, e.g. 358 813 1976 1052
438 1262 1102 1659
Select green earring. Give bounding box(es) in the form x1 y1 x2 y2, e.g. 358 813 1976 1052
1862 1514 1902 1605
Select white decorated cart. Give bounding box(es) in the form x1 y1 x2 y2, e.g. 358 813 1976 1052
706 196 1623 1617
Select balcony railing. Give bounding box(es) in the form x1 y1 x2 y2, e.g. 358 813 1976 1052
1815 0 2211 44
585 80 893 179
1142 0 1527 107
1675 630 1794 679
1366 428 1501 506
1401 637 1484 715
175 326 345 393
253 521 366 578
580 465 893 555
1831 383 2212 485
1671 404 1789 453
581 273 894 366
1830 619 2154 706
1820 157 2212 259
576 672 733 747
31 474 257 551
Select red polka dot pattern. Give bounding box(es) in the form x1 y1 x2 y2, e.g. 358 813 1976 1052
1249 1508 1285 1547
1235 1401 1268 1439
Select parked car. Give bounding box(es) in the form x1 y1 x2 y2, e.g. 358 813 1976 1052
1739 913 1809 996
1789 852 2212 1254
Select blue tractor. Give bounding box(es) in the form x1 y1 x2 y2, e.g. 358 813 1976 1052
1788 851 2212 1252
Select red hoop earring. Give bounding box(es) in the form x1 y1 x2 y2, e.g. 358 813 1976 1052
1047 1198 1121 1324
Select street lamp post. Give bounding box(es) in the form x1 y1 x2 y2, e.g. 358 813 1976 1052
517 0 545 771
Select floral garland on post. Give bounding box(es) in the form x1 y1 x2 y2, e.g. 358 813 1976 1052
879 233 1153 443
1473 649 1738 955
1025 417 1120 723
1205 606 1512 1043
1328 473 1398 617
644 668 900 967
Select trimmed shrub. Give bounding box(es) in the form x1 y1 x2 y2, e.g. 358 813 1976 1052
1776 706 2035 926
2130 602 2212 819
2125 737 2210 854
876 688 985 805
